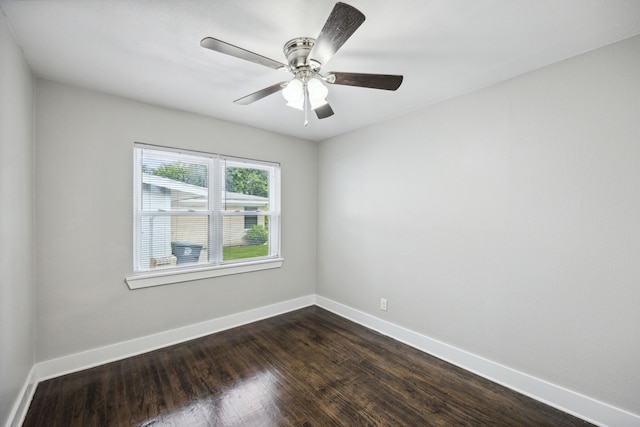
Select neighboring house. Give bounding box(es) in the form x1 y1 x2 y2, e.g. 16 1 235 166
142 173 268 268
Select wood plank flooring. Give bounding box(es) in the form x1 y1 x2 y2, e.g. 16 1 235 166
23 306 592 426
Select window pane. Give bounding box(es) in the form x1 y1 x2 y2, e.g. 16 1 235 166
223 163 271 261
140 215 209 269
223 214 269 262
142 155 208 211
224 165 269 212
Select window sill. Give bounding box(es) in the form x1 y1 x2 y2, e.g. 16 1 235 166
125 258 284 290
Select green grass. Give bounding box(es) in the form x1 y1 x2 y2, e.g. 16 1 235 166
223 244 269 261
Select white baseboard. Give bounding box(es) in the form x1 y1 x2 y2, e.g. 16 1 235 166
7 295 314 427
8 294 639 427
4 365 37 427
315 295 640 427
37 295 315 381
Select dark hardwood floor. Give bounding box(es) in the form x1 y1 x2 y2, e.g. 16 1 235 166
23 306 591 426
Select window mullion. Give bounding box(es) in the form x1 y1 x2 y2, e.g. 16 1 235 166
210 156 223 265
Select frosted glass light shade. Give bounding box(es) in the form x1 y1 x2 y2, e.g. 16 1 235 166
282 79 304 110
282 77 328 111
308 78 328 109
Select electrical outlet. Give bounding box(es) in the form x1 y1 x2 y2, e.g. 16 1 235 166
380 298 388 311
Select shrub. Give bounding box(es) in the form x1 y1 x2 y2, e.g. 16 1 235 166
245 225 268 245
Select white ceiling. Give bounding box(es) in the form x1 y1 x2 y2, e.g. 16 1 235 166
2 0 640 142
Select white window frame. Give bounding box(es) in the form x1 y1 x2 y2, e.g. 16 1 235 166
126 144 283 289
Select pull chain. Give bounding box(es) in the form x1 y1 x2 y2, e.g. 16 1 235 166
303 82 309 127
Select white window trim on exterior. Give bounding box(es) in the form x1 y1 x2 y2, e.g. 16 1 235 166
125 143 283 289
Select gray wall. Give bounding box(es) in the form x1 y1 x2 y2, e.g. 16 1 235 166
0 11 35 427
317 35 640 414
35 80 317 361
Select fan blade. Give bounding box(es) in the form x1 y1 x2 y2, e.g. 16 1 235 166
234 82 288 105
308 2 365 67
201 37 287 71
314 103 335 119
326 72 403 91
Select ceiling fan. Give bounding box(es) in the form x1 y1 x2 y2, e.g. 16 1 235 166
200 2 403 125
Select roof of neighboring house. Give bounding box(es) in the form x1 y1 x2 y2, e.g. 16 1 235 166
142 173 268 207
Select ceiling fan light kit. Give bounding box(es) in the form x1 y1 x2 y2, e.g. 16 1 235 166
200 2 403 125
282 75 329 111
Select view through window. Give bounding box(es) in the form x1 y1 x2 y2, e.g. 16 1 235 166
133 144 280 274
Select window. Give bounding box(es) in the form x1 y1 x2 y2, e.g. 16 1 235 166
127 144 282 289
244 207 259 229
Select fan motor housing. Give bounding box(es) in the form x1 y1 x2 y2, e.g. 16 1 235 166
284 37 317 70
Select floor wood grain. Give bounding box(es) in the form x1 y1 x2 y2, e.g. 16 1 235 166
23 306 592 426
